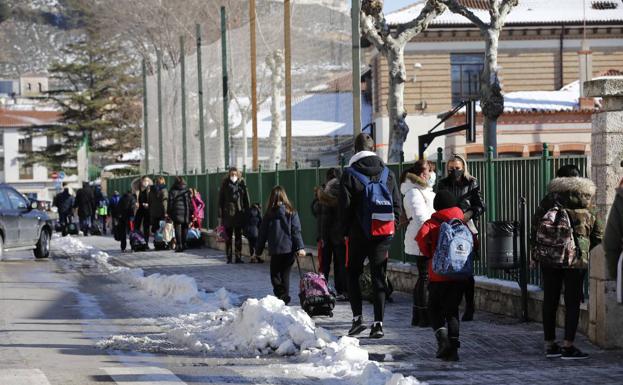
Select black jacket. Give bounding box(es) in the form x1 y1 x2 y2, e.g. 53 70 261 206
244 205 262 239
117 192 137 220
318 177 343 245
74 186 95 218
218 179 250 227
436 175 485 220
148 184 168 221
256 205 305 256
338 152 402 244
168 183 191 224
54 189 74 215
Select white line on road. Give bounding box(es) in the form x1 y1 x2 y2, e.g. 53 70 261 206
0 369 52 385
101 366 187 385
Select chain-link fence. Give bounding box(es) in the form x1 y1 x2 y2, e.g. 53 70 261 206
142 1 361 175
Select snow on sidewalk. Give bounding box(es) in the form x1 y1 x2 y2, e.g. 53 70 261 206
54 236 423 385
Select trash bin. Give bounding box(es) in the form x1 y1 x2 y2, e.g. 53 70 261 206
487 221 520 270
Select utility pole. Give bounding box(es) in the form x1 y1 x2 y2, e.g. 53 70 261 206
221 6 230 168
196 24 206 172
249 0 259 171
142 60 149 173
284 0 293 168
351 0 362 137
157 50 163 173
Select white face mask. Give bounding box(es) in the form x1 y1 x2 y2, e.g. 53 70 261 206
427 173 436 187
142 182 149 188
230 176 238 183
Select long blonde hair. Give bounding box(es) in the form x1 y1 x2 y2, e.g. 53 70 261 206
266 185 294 215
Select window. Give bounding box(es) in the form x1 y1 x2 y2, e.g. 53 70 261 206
451 53 484 106
27 83 32 91
5 188 29 210
0 80 13 95
18 137 32 153
0 191 10 210
38 82 43 93
19 162 33 180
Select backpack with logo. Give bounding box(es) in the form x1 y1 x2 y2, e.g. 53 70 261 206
533 205 576 267
432 219 474 276
346 166 395 239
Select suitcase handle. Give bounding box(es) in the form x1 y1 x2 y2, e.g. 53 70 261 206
295 252 318 280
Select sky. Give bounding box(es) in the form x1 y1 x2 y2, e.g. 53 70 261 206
383 0 416 14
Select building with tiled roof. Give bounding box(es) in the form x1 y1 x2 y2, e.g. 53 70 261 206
368 0 623 160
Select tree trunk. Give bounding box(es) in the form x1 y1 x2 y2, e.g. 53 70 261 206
241 110 249 168
385 42 408 163
480 30 504 157
267 51 284 167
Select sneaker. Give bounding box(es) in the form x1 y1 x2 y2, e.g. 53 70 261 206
545 343 562 358
280 295 291 305
561 346 589 360
348 317 367 337
369 323 384 339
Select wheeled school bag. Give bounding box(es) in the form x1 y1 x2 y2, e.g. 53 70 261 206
432 219 474 277
154 220 175 250
130 231 148 252
66 221 79 236
296 253 335 317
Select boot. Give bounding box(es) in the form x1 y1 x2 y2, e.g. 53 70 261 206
411 306 419 327
444 337 460 362
434 328 452 359
417 308 430 328
462 305 474 322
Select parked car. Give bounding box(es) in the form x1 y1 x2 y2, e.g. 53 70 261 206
0 184 54 259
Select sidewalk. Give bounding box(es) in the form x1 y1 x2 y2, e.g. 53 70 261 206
79 236 623 385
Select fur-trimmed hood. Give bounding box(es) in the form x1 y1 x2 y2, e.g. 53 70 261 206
400 172 429 195
548 177 596 197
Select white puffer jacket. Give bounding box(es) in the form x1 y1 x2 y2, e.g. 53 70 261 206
401 173 436 256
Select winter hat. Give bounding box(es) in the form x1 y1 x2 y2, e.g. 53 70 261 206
434 190 458 211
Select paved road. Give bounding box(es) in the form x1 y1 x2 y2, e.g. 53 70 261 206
1 235 623 385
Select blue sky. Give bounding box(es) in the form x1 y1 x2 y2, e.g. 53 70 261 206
383 0 416 14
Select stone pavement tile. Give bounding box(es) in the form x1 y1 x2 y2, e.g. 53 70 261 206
64 235 623 385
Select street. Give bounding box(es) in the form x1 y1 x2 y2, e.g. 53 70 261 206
0 235 622 385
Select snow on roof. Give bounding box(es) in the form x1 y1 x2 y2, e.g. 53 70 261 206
235 92 373 139
386 0 623 26
117 148 143 162
103 164 135 172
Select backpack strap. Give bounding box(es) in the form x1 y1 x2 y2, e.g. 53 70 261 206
378 167 390 185
346 167 370 186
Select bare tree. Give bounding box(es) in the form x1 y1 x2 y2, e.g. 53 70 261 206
439 0 518 156
266 50 284 167
361 0 445 162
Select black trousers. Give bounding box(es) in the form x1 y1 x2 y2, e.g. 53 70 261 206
247 235 258 256
410 254 429 310
542 267 585 342
225 226 243 257
134 209 151 239
428 281 465 340
118 219 129 251
347 238 391 322
321 239 348 295
270 253 295 299
463 275 475 310
174 222 189 250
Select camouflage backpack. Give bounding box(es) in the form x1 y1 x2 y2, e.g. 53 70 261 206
533 205 576 267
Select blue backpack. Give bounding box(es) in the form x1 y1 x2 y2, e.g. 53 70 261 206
346 166 395 239
432 219 474 276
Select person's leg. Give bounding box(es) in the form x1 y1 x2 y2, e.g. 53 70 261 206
369 242 390 323
174 223 183 251
333 241 347 296
270 254 285 298
234 227 243 262
119 220 127 251
541 267 564 348
347 248 365 319
101 215 107 235
280 254 295 304
562 269 585 346
320 239 333 281
428 282 451 358
414 255 430 327
444 281 465 361
181 223 189 250
248 236 257 257
225 226 234 262
461 275 475 321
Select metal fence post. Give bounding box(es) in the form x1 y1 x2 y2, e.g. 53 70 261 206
258 164 263 208
196 24 207 172
541 143 550 197
294 161 299 208
205 168 210 229
436 147 443 180
157 50 163 173
399 151 405 263
275 163 280 186
221 6 230 168
486 145 497 221
180 35 188 174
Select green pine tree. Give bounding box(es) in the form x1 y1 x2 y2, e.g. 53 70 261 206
22 32 141 173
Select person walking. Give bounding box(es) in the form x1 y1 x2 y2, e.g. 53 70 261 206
218 168 250 264
316 167 348 301
531 164 603 359
401 160 436 327
168 176 192 253
148 176 169 244
254 186 305 305
94 185 107 234
135 176 153 244
116 190 137 252
338 133 402 339
245 203 263 263
53 185 74 236
436 154 484 321
74 182 96 236
416 190 468 362
190 188 205 228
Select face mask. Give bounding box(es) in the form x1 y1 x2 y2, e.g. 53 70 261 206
427 173 436 187
142 182 149 188
230 176 238 183
449 169 464 180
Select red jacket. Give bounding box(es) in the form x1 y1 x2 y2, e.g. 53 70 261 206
416 207 466 282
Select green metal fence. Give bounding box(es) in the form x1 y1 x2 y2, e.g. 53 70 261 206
106 145 588 290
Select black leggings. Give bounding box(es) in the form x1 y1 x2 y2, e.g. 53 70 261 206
225 226 243 257
542 267 585 342
347 238 391 322
321 239 348 295
174 223 188 250
428 281 465 340
270 253 295 299
412 255 429 310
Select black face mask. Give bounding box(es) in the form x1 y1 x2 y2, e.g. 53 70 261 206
449 169 464 180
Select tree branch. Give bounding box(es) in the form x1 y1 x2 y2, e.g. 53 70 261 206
396 0 447 44
360 10 386 53
440 0 488 30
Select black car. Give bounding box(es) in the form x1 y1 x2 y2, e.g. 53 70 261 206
0 184 54 259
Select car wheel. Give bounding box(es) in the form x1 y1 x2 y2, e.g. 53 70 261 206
34 230 50 259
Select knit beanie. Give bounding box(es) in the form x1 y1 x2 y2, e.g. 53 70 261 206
434 190 458 211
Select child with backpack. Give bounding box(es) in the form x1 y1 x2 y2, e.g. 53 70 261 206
416 190 473 362
245 203 263 263
253 186 305 305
